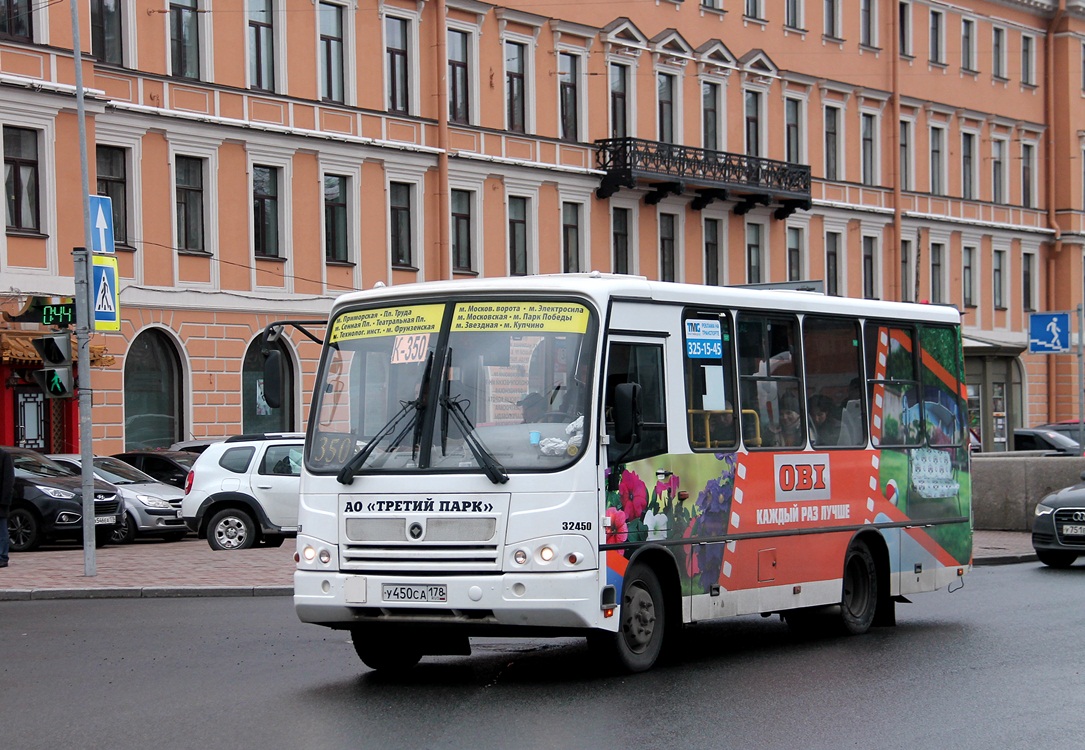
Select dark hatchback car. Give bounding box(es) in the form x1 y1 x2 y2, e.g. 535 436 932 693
5 447 125 552
1033 471 1085 568
1013 428 1083 456
111 449 197 489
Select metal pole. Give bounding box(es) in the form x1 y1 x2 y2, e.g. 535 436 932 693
69 0 96 576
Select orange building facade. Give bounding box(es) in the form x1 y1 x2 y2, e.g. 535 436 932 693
2 0 1085 453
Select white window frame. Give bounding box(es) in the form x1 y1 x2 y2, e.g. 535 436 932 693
961 18 976 72
1021 34 1035 86
860 0 877 48
449 175 484 275
1021 140 1038 208
610 196 639 275
823 103 844 181
165 0 214 80
991 137 1008 205
246 147 294 291
559 185 594 273
745 216 769 284
501 32 536 134
447 20 481 126
962 241 979 308
783 94 806 165
504 179 540 276
701 75 726 152
317 155 361 283
743 85 769 159
784 0 802 30
992 26 1007 80
898 1 912 57
655 65 683 145
929 124 946 195
862 233 880 300
556 47 588 142
656 205 683 283
1021 247 1037 312
899 117 914 191
702 208 728 285
317 0 355 106
928 233 949 306
960 130 979 201
608 59 637 140
165 129 223 289
785 219 809 281
384 10 421 116
824 218 848 296
992 246 1007 311
929 9 944 65
860 109 880 186
245 0 286 93
385 159 430 283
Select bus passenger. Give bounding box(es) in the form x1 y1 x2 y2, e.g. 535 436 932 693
809 394 841 446
767 391 804 447
518 392 548 423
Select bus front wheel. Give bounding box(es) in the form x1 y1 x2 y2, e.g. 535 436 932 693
594 563 666 673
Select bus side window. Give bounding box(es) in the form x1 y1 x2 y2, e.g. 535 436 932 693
605 342 667 464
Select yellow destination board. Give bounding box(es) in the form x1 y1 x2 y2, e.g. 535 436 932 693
329 304 445 343
451 302 589 333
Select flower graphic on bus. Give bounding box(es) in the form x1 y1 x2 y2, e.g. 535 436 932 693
605 505 628 545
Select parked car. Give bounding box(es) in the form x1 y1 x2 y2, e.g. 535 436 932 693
169 438 222 455
182 433 304 550
48 454 187 544
5 447 125 552
111 449 197 489
1035 421 1085 443
1032 471 1085 568
1013 428 1084 456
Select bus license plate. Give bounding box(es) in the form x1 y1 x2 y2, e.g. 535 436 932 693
94 515 117 526
382 584 447 603
1062 524 1085 536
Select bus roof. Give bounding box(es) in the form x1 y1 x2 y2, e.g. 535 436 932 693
332 273 961 326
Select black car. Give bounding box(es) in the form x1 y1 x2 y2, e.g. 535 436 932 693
1013 428 1083 456
111 449 197 489
1032 471 1085 568
5 447 125 552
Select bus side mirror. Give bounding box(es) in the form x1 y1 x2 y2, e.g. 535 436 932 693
263 350 283 409
613 382 642 445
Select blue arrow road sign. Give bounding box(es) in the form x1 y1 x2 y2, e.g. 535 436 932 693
1029 312 1071 354
88 195 115 254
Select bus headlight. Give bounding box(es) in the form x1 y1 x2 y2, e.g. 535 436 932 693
505 536 595 571
513 549 528 565
539 546 555 562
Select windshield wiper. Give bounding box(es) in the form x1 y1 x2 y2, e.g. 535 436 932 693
336 352 434 484
440 390 508 485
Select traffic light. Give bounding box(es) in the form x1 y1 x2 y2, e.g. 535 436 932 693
31 333 74 399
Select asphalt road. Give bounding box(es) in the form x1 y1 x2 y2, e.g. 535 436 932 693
2 562 1082 750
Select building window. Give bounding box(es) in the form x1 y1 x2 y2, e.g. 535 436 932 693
785 0 800 30
900 239 912 301
559 52 579 142
824 105 839 181
1022 143 1035 208
746 222 762 284
704 217 720 286
390 181 412 267
387 17 410 114
961 132 975 200
963 245 975 306
508 195 527 276
324 174 348 263
899 120 912 191
1023 253 1034 311
243 338 294 433
862 236 877 299
993 249 1005 308
702 81 720 151
745 90 761 158
657 72 675 144
253 166 280 258
930 126 944 195
175 155 204 252
248 0 275 91
961 18 975 71
660 213 676 282
610 63 629 139
860 0 875 47
824 0 839 38
170 0 201 79
505 41 526 133
96 145 128 245
930 242 944 305
448 30 470 125
786 226 802 281
613 207 631 274
992 139 1006 204
124 331 183 450
4 126 39 232
929 10 943 64
825 231 840 296
91 0 122 64
898 1 911 56
861 112 876 186
992 27 1006 79
319 3 344 103
2 0 32 41
785 98 802 164
451 189 473 272
1022 35 1034 85
562 202 581 273
745 0 763 20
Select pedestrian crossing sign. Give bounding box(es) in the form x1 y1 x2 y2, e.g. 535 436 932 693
92 254 121 331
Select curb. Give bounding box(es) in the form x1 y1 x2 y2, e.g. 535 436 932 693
973 553 1038 567
0 585 293 602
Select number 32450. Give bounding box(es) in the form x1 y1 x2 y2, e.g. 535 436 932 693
562 521 592 531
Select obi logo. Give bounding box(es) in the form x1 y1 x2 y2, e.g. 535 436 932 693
773 453 831 503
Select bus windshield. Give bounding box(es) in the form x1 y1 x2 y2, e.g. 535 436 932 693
308 299 596 476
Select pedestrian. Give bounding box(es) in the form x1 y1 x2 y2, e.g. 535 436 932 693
0 446 14 568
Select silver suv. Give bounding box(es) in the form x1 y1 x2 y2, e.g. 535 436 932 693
181 433 304 550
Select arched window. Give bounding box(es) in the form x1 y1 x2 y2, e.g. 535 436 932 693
124 329 183 449
242 337 294 433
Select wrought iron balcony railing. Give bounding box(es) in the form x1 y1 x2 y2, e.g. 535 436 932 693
594 137 811 217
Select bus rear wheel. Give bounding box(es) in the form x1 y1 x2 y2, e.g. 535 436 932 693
350 628 423 672
593 563 666 673
839 540 878 635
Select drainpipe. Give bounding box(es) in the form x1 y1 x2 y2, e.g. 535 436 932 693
890 0 903 302
1045 0 1066 420
436 0 451 280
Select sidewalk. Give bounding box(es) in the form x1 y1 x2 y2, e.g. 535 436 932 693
0 530 1037 601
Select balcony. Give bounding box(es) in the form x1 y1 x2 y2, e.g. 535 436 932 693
594 138 812 218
